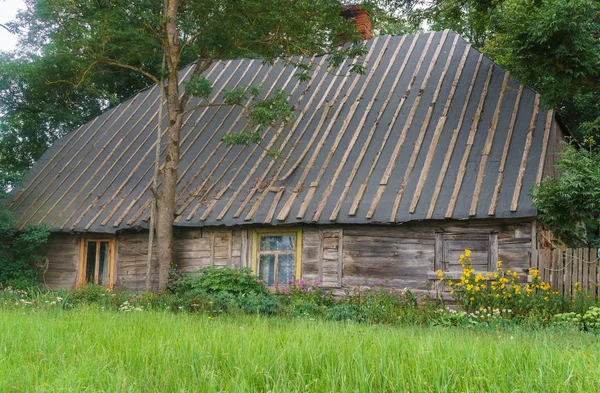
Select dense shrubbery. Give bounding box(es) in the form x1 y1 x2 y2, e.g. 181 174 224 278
3 252 600 330
0 208 49 290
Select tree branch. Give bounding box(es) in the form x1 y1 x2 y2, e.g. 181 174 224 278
45 60 100 88
179 29 204 57
97 58 161 85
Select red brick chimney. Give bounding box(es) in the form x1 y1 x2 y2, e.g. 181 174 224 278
340 5 372 40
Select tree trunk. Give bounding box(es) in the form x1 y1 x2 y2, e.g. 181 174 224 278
157 0 181 289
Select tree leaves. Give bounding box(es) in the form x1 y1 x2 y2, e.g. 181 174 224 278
532 143 600 247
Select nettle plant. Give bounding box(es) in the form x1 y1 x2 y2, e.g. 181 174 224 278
437 250 564 317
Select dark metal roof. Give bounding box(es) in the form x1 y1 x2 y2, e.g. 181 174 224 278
9 30 556 233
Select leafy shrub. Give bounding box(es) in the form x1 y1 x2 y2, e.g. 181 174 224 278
286 300 323 317
175 266 266 296
583 307 600 331
336 284 439 325
0 209 49 289
552 312 584 330
68 284 111 305
237 293 280 315
553 307 600 332
325 303 362 322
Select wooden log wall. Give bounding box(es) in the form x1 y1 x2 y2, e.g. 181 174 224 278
341 219 534 291
342 227 435 289
41 233 79 290
301 228 343 287
40 219 535 291
115 232 157 290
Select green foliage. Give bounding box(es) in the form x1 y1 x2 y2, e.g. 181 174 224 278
5 310 600 392
68 283 112 305
439 251 568 319
532 143 600 247
247 89 293 130
0 206 49 289
221 131 263 146
553 307 600 332
486 0 600 139
0 0 380 187
551 312 584 330
184 76 213 100
176 266 267 296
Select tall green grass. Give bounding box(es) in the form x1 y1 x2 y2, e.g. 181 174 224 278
1 309 599 392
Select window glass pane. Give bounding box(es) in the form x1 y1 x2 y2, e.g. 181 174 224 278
85 242 97 283
259 254 275 285
278 254 295 284
98 242 109 286
260 235 295 251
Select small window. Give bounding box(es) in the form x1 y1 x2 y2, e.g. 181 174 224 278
78 238 115 288
252 230 302 285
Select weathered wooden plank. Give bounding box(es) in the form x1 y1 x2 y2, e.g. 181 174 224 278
390 31 454 221
410 37 467 214
275 45 372 221
329 36 408 221
445 63 494 218
235 55 334 220
565 249 573 296
489 85 524 216
310 35 393 221
536 110 555 185
510 93 541 212
583 248 590 290
470 72 511 216
427 50 481 219
591 248 598 297
342 228 435 239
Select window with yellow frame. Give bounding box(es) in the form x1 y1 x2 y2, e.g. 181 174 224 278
78 237 115 289
251 229 302 285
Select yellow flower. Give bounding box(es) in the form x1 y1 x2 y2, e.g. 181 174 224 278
436 269 443 278
497 261 503 267
465 249 472 257
514 286 521 295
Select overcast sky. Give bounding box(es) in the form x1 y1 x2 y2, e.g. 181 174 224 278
0 0 26 52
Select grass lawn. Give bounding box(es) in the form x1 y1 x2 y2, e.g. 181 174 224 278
1 309 599 392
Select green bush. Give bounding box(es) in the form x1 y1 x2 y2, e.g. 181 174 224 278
552 312 584 330
0 208 49 289
237 293 280 315
68 284 112 305
583 307 600 331
175 266 266 296
325 303 362 322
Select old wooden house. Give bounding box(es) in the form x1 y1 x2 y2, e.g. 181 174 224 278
8 28 566 291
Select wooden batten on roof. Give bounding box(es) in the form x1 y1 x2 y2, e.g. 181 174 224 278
9 30 566 234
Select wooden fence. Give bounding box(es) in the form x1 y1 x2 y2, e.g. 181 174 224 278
536 248 600 297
